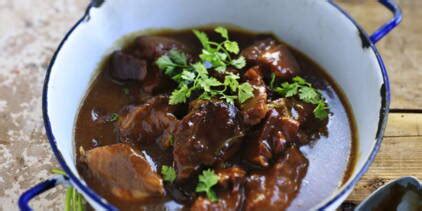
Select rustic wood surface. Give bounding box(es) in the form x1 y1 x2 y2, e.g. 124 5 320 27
0 0 420 210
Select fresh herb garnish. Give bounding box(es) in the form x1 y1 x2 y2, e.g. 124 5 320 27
155 26 253 105
123 87 130 95
108 113 119 122
275 76 329 120
195 169 219 202
52 168 85 211
161 165 176 183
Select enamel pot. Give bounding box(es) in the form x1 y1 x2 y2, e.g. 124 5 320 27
19 0 401 210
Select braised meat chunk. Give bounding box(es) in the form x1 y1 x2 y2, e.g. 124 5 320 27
110 51 148 81
191 167 246 211
133 35 192 61
173 101 244 180
118 96 179 145
240 66 269 126
241 38 300 80
80 144 165 202
243 108 291 167
245 146 308 210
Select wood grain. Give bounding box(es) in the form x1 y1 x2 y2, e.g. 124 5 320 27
347 135 422 203
385 113 422 137
336 1 422 110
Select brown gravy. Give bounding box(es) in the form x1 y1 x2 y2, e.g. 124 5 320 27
75 27 357 210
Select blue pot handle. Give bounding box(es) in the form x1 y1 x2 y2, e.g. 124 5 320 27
370 0 402 43
18 175 68 211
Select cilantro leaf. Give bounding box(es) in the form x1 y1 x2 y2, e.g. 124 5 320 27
181 70 196 82
195 169 219 202
274 76 329 120
299 86 320 104
161 165 176 182
231 56 246 69
314 100 329 120
238 82 254 103
275 82 299 97
215 26 229 39
155 55 175 74
169 84 190 105
108 113 119 122
156 27 253 106
224 41 239 54
193 29 210 50
168 49 187 66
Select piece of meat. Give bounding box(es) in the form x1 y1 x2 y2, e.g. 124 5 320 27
173 101 244 180
118 96 179 146
245 146 308 211
191 167 246 211
240 66 269 126
110 51 148 81
80 144 165 202
133 36 192 61
243 108 290 167
241 38 300 80
140 66 176 94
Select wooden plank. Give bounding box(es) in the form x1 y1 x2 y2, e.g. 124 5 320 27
347 136 422 203
336 1 422 110
384 113 422 137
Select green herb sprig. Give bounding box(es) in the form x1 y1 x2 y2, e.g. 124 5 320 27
161 165 176 183
275 76 329 120
155 27 253 105
195 169 219 202
51 168 85 211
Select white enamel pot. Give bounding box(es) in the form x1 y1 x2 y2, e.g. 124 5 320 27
19 0 402 210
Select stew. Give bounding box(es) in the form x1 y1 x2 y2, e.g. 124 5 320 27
75 26 356 210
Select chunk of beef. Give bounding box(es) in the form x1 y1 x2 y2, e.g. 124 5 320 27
173 101 244 180
240 66 269 126
118 96 178 146
271 98 324 145
133 36 192 61
110 51 148 81
141 66 176 94
243 108 292 167
241 39 300 80
245 146 308 210
191 167 246 211
80 144 165 202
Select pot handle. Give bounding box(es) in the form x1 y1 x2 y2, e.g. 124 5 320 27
369 0 402 44
18 175 68 211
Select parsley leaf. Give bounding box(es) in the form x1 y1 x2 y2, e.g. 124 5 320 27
108 113 119 122
156 27 254 105
161 165 176 183
224 41 239 54
275 76 329 120
238 82 254 103
169 84 190 105
299 86 320 104
231 56 246 69
215 26 229 39
195 169 219 202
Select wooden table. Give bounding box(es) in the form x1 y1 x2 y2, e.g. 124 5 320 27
336 0 422 206
0 0 420 210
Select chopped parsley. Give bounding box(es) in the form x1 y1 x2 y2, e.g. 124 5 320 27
275 76 329 120
195 169 219 202
161 165 176 183
155 26 253 105
108 113 119 122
